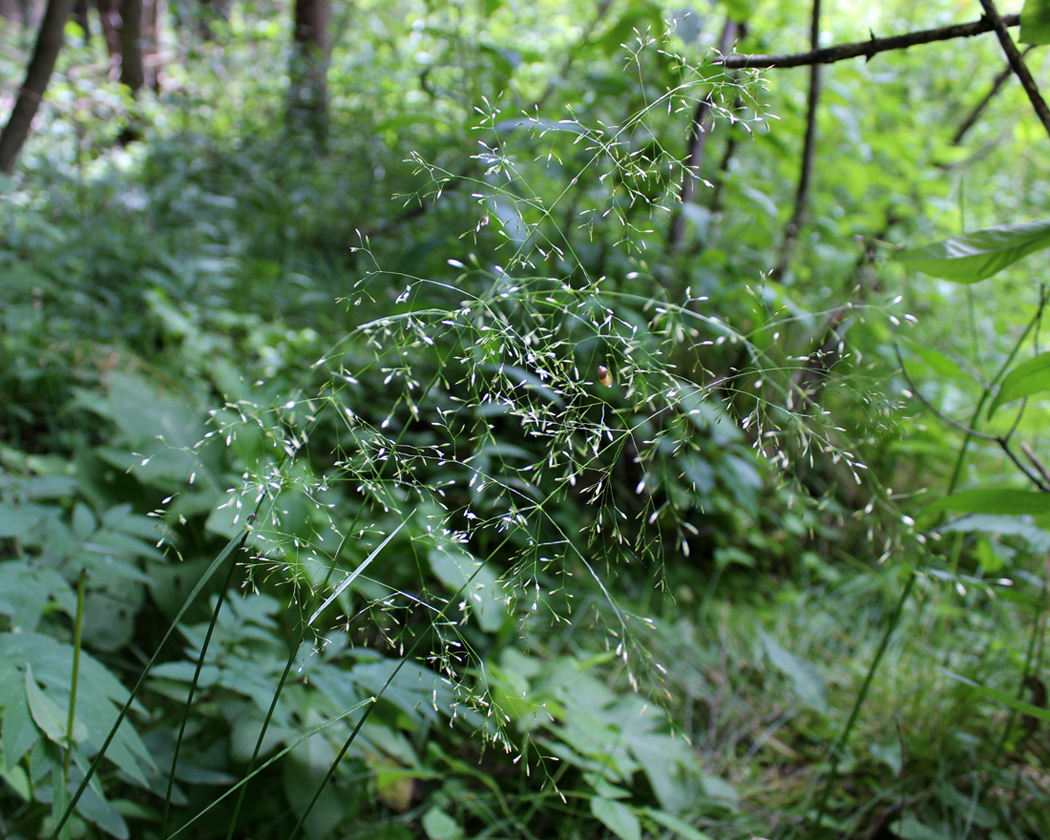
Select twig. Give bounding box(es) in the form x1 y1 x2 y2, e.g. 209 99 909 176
717 13 1020 69
977 0 1050 141
951 46 1034 146
773 0 822 279
895 345 1050 492
1022 441 1050 487
668 17 740 249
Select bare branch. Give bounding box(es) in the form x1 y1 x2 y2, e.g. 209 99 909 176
977 0 1050 140
895 345 1050 492
717 13 1020 69
950 49 1031 146
1022 442 1050 487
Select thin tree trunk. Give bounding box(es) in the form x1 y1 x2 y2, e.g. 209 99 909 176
774 0 822 280
668 17 740 250
287 0 331 149
96 0 121 71
0 0 76 174
73 0 89 41
144 0 162 91
792 41 1020 406
119 0 145 93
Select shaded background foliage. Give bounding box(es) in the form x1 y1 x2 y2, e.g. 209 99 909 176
2 1 1050 839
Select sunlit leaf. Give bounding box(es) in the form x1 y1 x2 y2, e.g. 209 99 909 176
988 351 1050 417
640 809 716 840
592 797 641 840
946 671 1050 722
923 489 1050 516
761 633 828 713
897 219 1050 282
1021 0 1050 44
422 806 463 840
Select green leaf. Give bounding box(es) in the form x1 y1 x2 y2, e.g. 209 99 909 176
1021 0 1050 44
428 545 507 633
0 562 75 631
988 351 1050 416
939 514 1050 553
946 672 1050 722
923 489 1050 516
592 797 641 840
0 501 50 538
25 666 67 744
889 816 950 840
421 807 463 840
0 658 36 768
25 666 85 745
0 632 154 786
640 809 716 840
760 633 828 713
283 736 344 840
0 762 31 800
73 782 129 840
902 342 974 382
897 219 1050 282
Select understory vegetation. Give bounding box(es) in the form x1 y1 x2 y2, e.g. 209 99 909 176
2 1 1050 839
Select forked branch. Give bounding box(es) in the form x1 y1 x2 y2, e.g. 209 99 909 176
977 0 1050 140
717 13 1020 69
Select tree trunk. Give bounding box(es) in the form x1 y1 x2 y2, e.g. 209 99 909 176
774 0 823 280
119 0 145 93
144 0 162 91
0 0 76 174
72 0 89 41
286 0 331 149
96 0 121 71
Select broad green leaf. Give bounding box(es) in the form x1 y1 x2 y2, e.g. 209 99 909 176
592 797 641 840
946 671 1050 722
0 501 50 538
0 658 36 768
0 762 30 800
640 809 716 840
700 774 741 806
25 666 85 745
2 633 154 786
939 514 1050 553
923 489 1050 516
760 633 828 713
1021 0 1050 44
0 562 75 631
898 219 1050 282
73 783 129 840
422 807 463 840
283 736 344 840
988 351 1050 416
428 546 507 633
890 816 950 840
903 343 973 382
